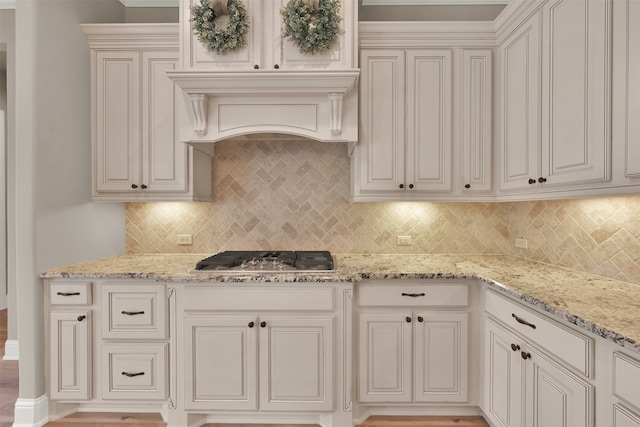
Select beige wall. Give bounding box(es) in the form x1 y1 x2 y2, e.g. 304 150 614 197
125 138 640 285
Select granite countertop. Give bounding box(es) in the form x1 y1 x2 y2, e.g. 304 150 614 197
40 253 640 355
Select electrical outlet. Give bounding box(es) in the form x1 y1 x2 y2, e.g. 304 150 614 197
177 234 193 245
397 235 412 246
515 238 528 249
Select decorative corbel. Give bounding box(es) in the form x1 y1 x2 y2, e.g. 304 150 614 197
328 92 344 136
190 94 208 136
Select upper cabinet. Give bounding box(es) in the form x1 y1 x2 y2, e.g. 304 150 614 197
352 23 495 201
83 24 212 202
170 0 359 144
497 0 615 197
182 0 356 71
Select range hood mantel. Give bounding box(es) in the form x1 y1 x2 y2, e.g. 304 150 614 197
168 69 359 145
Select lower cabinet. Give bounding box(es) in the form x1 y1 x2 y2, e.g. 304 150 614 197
177 283 352 426
610 350 640 427
357 281 470 405
184 315 333 412
49 310 92 400
484 290 594 427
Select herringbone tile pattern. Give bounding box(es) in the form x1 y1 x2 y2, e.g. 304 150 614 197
125 138 640 285
508 196 640 284
126 139 510 255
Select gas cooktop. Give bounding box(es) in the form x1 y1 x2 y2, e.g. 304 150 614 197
191 251 335 273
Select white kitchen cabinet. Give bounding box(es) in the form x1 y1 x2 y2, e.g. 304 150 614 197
184 316 258 410
354 48 452 197
357 281 469 404
461 49 493 193
83 24 212 202
49 310 92 401
48 281 93 401
358 311 468 403
498 0 612 193
181 0 356 71
178 284 352 426
184 314 333 412
624 0 640 178
484 290 594 427
498 11 541 192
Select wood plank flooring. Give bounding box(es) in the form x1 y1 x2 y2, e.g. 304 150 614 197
0 309 489 427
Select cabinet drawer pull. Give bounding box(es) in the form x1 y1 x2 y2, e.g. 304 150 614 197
405 316 412 323
57 292 81 296
77 315 86 321
248 321 255 328
512 313 536 329
401 293 426 297
521 351 531 360
260 321 266 328
121 371 145 377
121 310 145 316
417 316 424 322
510 343 520 352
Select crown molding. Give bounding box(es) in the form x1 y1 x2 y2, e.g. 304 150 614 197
362 0 508 5
0 0 16 10
119 0 178 7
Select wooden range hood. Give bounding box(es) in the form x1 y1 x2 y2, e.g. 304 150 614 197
168 0 359 150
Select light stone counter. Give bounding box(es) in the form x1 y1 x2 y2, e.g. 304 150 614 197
40 253 640 355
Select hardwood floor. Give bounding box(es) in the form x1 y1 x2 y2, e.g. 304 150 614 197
0 309 488 427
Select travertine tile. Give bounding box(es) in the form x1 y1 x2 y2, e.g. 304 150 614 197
124 138 640 285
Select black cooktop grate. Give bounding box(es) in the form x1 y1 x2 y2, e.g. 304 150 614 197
195 251 334 271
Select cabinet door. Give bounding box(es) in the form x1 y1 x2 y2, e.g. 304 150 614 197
524 346 593 427
95 51 141 192
540 0 611 186
357 50 406 193
271 0 355 70
406 49 452 192
181 0 262 70
499 12 541 191
50 311 92 400
484 320 524 427
259 316 333 411
414 312 468 403
184 316 258 410
613 404 640 427
461 49 492 192
625 0 640 178
358 311 412 403
141 52 188 193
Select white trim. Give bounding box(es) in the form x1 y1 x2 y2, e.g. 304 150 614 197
12 395 49 427
362 0 508 5
3 339 18 360
0 0 15 9
119 0 178 6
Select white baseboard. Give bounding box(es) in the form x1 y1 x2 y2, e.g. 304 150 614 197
3 339 18 360
12 395 49 427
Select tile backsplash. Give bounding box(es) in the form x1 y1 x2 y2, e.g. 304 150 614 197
125 138 640 284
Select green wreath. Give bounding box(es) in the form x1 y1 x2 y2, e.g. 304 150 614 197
281 0 341 55
191 0 249 55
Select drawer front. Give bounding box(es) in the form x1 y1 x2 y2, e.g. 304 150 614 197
358 282 469 307
50 281 92 305
485 290 592 376
101 343 167 400
613 352 640 411
101 284 167 340
183 286 335 311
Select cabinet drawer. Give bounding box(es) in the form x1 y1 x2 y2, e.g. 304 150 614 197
101 284 167 340
101 343 167 400
183 286 334 311
613 352 640 411
485 290 592 376
358 282 468 307
50 281 92 305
